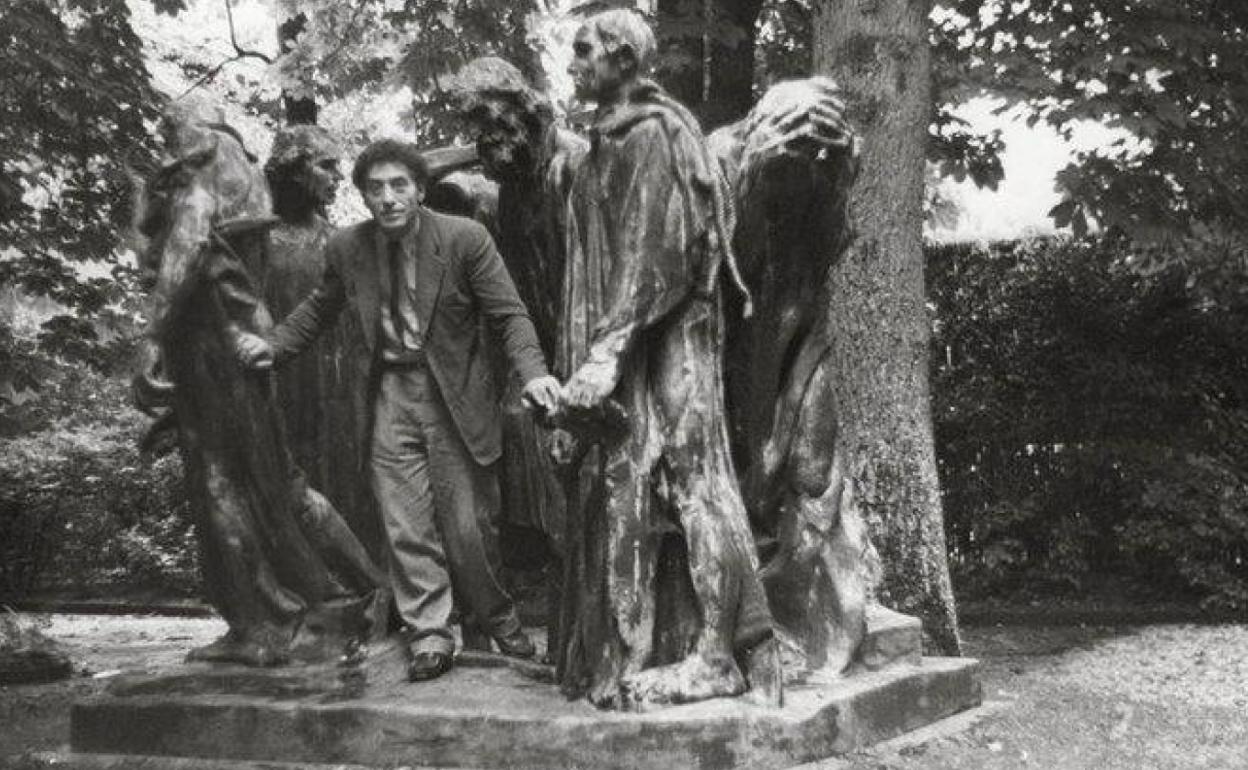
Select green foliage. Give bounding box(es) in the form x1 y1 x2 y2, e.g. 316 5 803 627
0 0 160 276
935 0 1248 241
276 0 539 144
930 237 1248 610
0 0 160 402
1118 450 1248 610
756 0 811 82
0 326 136 436
0 361 197 599
755 0 1006 193
0 612 57 656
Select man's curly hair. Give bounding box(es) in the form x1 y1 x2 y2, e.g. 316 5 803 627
351 139 431 192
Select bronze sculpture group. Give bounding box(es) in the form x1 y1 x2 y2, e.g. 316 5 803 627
134 8 886 711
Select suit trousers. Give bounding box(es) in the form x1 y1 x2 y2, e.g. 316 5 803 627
370 364 521 654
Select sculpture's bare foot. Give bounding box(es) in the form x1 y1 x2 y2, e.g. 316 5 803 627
186 632 240 663
619 653 746 711
187 633 288 667
740 635 784 708
587 674 625 710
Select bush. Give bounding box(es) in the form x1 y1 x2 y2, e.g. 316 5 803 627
929 237 1248 610
0 370 198 599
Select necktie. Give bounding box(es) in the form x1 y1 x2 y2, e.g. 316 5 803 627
388 239 410 346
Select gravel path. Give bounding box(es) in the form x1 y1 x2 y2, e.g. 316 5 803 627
37 614 226 675
1054 625 1248 711
814 623 1248 770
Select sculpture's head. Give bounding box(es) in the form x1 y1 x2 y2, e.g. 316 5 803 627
136 97 270 320
719 77 859 225
707 78 860 307
132 97 271 406
264 125 342 223
450 57 554 183
568 9 655 103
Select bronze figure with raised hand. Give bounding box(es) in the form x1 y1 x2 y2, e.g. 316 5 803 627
709 78 876 678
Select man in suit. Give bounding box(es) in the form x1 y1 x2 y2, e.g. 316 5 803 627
236 139 561 682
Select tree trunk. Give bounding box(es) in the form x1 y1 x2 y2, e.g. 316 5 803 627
702 0 763 130
655 0 704 108
655 0 762 129
278 13 317 125
813 0 961 654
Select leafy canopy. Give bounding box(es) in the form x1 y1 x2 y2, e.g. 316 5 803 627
934 0 1248 241
275 0 538 144
0 0 162 385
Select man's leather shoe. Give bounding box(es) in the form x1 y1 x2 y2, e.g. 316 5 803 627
407 651 453 682
494 630 536 659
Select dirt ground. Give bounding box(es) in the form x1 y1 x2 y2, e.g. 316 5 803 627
1 615 1246 769
814 623 1248 770
0 614 227 759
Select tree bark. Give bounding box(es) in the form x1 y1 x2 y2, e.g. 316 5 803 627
813 0 961 654
702 0 764 130
655 0 763 129
655 0 704 109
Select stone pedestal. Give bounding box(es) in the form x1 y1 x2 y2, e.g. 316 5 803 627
34 614 980 770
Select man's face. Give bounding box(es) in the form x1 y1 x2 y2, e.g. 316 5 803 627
362 161 422 234
568 26 623 102
305 154 343 208
467 98 534 181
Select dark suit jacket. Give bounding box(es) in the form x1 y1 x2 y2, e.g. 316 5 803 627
269 207 548 465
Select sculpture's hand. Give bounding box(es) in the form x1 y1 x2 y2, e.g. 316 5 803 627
521 374 563 417
747 78 856 162
232 330 274 371
562 360 617 410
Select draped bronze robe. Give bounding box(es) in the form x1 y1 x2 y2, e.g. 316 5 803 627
555 81 773 705
264 216 379 557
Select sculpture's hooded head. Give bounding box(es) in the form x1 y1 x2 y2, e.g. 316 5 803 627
449 57 555 183
131 96 272 406
137 97 270 321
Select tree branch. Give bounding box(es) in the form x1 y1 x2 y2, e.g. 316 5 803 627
172 56 240 100
225 0 273 64
173 0 274 101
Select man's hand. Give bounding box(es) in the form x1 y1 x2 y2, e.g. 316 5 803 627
521 374 562 415
233 331 274 371
562 360 617 410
